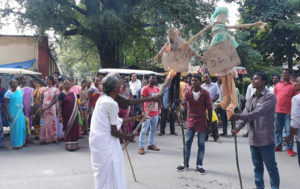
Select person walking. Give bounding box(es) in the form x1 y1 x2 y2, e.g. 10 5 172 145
177 74 212 174
285 74 300 166
232 72 280 189
138 74 160 155
274 68 297 156
5 79 26 149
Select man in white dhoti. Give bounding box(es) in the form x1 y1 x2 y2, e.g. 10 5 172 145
89 73 136 189
89 73 156 189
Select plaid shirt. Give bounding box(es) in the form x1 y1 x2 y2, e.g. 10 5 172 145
182 88 212 132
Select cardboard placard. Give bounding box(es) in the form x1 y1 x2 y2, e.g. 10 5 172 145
203 41 241 74
162 50 191 72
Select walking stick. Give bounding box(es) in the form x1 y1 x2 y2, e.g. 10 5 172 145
176 104 186 171
231 120 243 189
124 144 137 182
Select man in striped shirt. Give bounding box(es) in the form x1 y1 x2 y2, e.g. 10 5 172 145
177 74 212 174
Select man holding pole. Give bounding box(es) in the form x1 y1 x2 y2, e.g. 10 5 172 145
232 72 280 189
177 74 212 174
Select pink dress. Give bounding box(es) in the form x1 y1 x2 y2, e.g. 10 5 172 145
40 87 60 143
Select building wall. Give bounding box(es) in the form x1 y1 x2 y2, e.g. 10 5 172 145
38 37 50 78
38 37 60 78
0 36 39 70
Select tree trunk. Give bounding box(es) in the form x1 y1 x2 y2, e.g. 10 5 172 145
96 40 120 68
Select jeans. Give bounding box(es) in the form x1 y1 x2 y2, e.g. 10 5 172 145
274 113 293 150
297 141 300 166
139 115 158 148
160 108 175 134
250 144 280 189
185 128 206 167
216 107 228 134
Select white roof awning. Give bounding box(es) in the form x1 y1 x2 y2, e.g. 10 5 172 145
0 68 42 75
98 68 164 76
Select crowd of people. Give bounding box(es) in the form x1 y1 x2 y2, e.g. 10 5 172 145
0 69 299 189
0 74 103 151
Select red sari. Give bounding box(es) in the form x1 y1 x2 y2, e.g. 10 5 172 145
58 92 79 151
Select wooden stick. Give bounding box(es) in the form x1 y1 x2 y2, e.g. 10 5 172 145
232 120 243 189
124 144 137 182
176 104 186 171
186 24 213 45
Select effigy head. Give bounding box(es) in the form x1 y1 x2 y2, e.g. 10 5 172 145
211 6 228 23
168 28 180 43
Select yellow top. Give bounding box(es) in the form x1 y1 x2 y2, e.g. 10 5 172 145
207 109 218 122
179 81 185 99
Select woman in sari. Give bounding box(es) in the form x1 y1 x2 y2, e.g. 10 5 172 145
19 76 34 142
58 80 80 151
118 77 134 134
40 75 60 144
79 80 89 134
5 79 26 149
32 80 42 140
56 82 64 141
88 77 102 114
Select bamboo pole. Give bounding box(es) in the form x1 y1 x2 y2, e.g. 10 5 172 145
231 120 243 189
181 24 213 49
176 104 186 171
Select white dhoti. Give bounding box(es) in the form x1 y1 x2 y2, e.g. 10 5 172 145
89 95 126 189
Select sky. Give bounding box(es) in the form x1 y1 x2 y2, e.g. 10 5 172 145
0 0 240 36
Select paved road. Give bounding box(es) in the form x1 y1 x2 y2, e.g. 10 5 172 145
0 126 299 189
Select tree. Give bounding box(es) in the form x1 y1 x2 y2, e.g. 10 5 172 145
1 0 217 68
56 35 100 77
233 0 300 70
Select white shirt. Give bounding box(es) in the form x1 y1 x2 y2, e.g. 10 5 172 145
201 82 220 102
193 91 200 101
246 83 256 100
246 83 269 100
129 79 141 96
291 93 300 142
269 85 275 94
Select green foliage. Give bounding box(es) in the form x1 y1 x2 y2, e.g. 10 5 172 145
56 36 100 77
235 31 263 76
0 0 217 69
236 0 300 70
